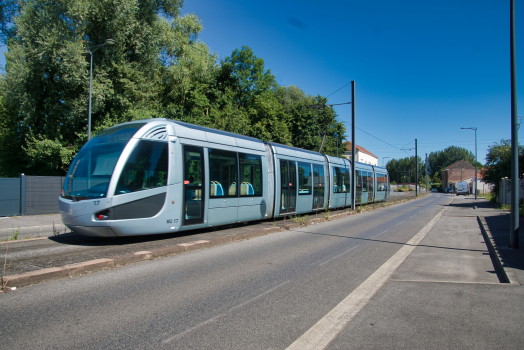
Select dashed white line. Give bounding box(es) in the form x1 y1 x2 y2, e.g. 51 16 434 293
394 220 406 227
319 246 359 266
163 280 291 343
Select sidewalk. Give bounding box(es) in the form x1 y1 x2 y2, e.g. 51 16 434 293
328 195 524 349
0 213 67 240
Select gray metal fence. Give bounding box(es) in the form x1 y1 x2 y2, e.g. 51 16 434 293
0 177 21 217
25 176 65 216
0 174 65 217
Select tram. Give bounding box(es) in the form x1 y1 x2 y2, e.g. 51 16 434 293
59 119 390 237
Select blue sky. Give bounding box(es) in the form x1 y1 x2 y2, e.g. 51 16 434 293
1 1 522 167
181 0 523 166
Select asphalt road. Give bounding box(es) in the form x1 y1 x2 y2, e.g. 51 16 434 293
1 194 470 349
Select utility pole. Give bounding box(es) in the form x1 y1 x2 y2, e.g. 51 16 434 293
415 139 418 196
510 0 519 249
351 81 356 212
425 153 428 193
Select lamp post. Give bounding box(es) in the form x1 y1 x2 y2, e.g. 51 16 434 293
461 127 477 199
87 39 115 141
382 157 390 167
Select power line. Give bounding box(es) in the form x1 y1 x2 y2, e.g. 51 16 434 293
326 82 352 98
337 119 407 152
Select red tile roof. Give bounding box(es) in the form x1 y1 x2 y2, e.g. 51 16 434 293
342 141 378 159
443 160 481 182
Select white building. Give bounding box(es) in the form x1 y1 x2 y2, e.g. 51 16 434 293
342 141 378 166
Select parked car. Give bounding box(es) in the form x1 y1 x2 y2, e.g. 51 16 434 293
456 181 470 196
431 188 438 193
445 187 454 193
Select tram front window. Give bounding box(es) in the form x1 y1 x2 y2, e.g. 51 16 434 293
62 123 146 201
116 140 169 195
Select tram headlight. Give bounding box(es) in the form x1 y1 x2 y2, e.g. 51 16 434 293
95 209 111 220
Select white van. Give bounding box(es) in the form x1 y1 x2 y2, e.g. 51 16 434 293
456 181 470 196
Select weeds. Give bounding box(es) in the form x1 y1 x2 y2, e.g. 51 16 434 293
52 221 63 236
324 201 331 221
291 215 308 226
1 243 10 292
1 226 20 242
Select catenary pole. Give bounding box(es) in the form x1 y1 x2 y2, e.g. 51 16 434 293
425 153 428 193
474 128 477 199
351 81 356 211
415 139 418 196
510 0 519 249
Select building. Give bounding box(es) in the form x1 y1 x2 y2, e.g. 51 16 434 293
442 160 491 193
342 141 378 166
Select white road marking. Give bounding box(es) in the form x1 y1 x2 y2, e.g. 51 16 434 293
286 208 445 350
375 230 388 236
319 246 359 266
394 220 406 227
163 280 291 343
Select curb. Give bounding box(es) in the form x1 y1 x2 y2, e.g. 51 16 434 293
2 194 425 290
477 216 519 285
2 227 283 289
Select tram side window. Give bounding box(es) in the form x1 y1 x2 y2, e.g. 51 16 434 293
343 168 350 193
368 172 374 193
298 162 312 195
361 171 368 192
239 153 262 196
116 140 169 195
333 167 346 193
377 173 387 191
209 149 238 197
356 170 363 193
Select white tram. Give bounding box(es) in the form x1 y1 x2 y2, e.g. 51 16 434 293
59 119 389 237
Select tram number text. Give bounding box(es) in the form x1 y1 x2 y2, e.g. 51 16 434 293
93 201 100 206
166 219 179 224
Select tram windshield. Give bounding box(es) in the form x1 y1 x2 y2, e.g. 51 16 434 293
62 122 146 201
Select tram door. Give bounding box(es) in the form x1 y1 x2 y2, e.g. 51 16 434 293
313 164 325 209
280 160 296 214
182 145 205 226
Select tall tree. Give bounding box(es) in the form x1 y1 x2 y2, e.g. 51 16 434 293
276 85 345 156
386 155 423 184
0 0 192 175
426 145 480 178
481 139 524 195
223 45 277 109
0 0 20 44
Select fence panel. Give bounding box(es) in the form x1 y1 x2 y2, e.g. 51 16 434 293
0 178 21 216
25 176 64 215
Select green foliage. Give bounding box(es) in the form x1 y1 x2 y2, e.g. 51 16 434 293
386 156 423 184
0 1 347 176
0 0 20 44
481 139 524 195
426 145 481 180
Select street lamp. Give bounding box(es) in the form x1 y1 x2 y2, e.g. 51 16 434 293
87 39 115 141
382 157 390 167
461 127 477 199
